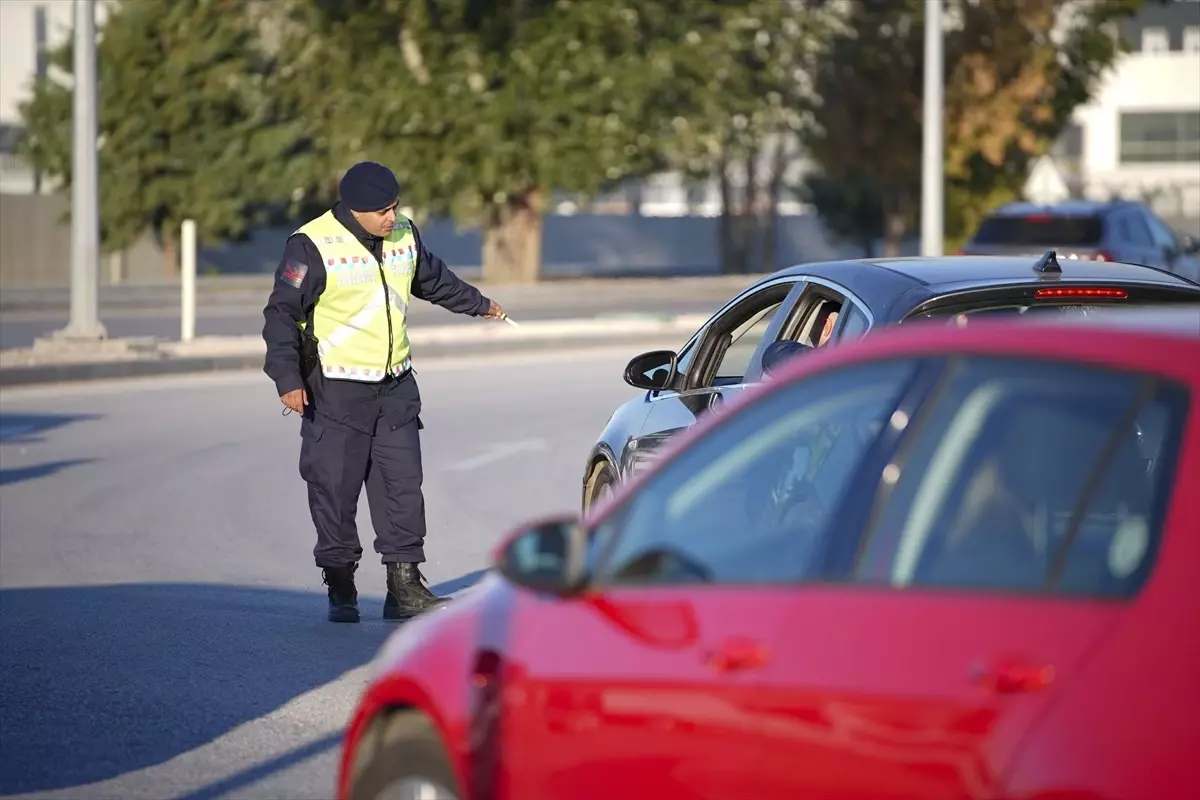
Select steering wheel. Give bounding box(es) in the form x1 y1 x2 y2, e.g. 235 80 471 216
763 473 829 534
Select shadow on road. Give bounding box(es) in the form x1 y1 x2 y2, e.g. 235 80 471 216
0 458 97 487
0 572 490 797
172 732 344 800
435 568 489 596
0 582 392 796
0 413 102 445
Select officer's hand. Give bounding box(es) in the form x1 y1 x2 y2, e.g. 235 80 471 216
482 299 505 320
281 388 308 415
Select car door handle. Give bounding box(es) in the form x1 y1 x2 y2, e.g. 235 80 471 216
969 658 1055 694
704 638 770 673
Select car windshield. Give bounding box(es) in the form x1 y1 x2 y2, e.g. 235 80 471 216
971 215 1103 247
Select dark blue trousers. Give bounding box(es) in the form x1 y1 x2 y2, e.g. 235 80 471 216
298 370 427 568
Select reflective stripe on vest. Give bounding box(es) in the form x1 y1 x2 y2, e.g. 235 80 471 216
295 209 417 382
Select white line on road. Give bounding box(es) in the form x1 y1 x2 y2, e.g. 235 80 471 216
441 438 548 472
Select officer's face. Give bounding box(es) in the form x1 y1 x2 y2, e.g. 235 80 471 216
353 200 399 238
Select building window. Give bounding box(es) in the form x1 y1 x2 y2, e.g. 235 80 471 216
1119 112 1200 164
1051 123 1084 176
1141 26 1170 53
1185 26 1200 54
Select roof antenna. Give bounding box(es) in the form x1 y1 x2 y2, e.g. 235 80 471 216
1033 250 1062 274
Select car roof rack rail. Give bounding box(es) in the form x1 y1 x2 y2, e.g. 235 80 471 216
1033 250 1062 274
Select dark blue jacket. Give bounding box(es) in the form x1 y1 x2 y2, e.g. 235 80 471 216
261 203 491 398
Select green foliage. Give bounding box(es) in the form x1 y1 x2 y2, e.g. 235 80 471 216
269 0 837 279
270 0 709 220
18 0 302 262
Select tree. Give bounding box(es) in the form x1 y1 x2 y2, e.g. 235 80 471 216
266 0 697 282
273 0 835 282
18 0 301 275
804 0 1149 256
703 2 837 274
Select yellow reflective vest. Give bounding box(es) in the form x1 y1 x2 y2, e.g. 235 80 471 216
295 210 417 382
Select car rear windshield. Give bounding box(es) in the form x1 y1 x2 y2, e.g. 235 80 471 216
971 214 1103 247
908 285 1200 323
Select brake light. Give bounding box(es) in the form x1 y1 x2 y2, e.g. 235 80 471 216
1033 287 1127 299
1095 250 1115 262
1023 214 1053 222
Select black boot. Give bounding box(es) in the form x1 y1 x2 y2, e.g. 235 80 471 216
322 564 360 623
384 562 449 620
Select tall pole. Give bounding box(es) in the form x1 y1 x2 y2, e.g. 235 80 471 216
180 219 196 342
61 0 106 339
920 0 944 257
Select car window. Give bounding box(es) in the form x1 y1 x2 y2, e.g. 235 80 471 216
713 301 783 382
838 303 870 341
854 356 1186 599
1120 211 1155 247
971 214 1103 247
590 360 921 586
1143 212 1180 251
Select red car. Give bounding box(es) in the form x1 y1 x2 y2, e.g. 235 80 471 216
339 306 1200 800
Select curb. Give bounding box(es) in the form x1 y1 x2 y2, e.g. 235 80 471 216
0 320 704 389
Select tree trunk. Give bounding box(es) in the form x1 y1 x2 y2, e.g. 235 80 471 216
882 195 907 258
737 144 760 273
162 228 177 278
718 142 736 274
482 188 544 284
762 136 787 273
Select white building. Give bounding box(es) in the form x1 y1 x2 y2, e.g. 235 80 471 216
1034 0 1200 230
0 1 111 194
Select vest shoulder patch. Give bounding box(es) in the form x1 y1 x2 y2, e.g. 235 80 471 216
280 260 308 288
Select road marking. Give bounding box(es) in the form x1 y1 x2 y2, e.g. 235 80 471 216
441 439 547 472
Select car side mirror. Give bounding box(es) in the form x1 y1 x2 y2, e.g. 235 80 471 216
493 514 589 596
761 339 811 376
623 349 677 390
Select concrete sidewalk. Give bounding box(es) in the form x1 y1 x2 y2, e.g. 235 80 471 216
0 313 708 388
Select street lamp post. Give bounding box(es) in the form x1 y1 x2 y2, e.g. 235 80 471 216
58 0 106 340
920 0 944 257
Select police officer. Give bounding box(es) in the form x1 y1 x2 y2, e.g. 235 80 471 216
262 161 506 623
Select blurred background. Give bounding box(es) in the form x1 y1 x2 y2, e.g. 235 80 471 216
0 0 1197 290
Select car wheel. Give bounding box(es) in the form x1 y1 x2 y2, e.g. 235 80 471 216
582 458 617 512
349 710 462 800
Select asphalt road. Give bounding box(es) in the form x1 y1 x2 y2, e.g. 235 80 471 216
0 348 643 800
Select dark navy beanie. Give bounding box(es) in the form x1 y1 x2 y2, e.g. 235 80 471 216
338 161 400 212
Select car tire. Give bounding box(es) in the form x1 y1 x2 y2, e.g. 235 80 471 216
348 710 462 800
582 458 617 512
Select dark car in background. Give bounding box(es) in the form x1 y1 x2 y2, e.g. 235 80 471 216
580 252 1200 509
959 200 1200 281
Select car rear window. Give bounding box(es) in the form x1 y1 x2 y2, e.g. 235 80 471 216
907 284 1200 323
971 214 1103 247
855 356 1188 599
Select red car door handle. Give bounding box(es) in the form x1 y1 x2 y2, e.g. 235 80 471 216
969 658 1056 694
704 639 770 673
